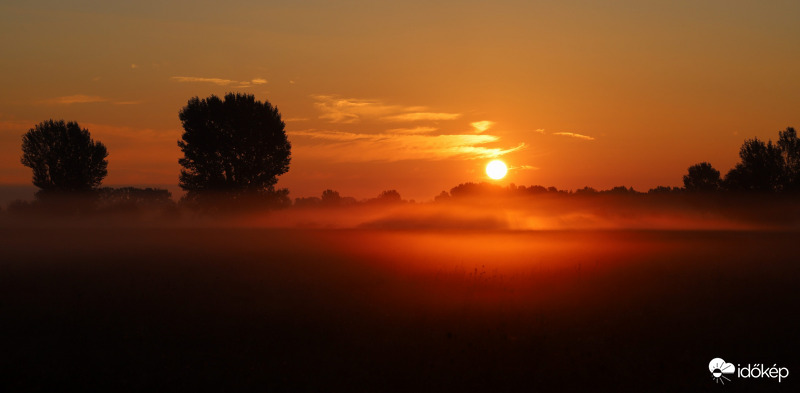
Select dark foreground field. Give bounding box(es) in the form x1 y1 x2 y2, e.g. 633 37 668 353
2 227 798 392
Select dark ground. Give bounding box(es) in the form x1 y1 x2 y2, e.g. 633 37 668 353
1 228 798 392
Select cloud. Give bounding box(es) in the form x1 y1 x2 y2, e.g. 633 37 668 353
171 76 268 88
383 112 462 122
534 128 546 134
386 126 438 134
312 95 461 124
290 130 524 162
313 95 403 123
44 95 109 105
552 132 595 141
471 121 494 133
171 76 236 86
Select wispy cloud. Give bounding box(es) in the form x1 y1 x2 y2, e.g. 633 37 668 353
471 120 494 133
44 95 109 105
383 112 462 122
312 95 461 124
312 95 405 123
171 76 236 86
290 130 524 162
41 95 141 105
386 126 438 134
171 76 268 88
552 132 595 141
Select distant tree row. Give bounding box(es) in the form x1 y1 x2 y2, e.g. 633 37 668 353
294 189 406 207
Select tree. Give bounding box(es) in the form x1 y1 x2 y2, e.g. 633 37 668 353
723 138 784 192
778 127 800 192
177 93 291 200
683 162 721 192
375 189 402 203
321 189 342 206
20 120 108 195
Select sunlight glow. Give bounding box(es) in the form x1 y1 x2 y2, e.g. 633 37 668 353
486 160 508 180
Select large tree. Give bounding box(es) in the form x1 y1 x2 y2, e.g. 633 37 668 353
683 162 721 192
177 93 291 199
20 119 108 195
723 137 784 192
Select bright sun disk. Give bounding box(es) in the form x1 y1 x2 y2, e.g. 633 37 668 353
486 160 507 180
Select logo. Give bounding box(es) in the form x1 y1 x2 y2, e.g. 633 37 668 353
708 357 790 385
709 358 736 384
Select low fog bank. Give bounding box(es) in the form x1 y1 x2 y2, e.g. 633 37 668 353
249 193 800 230
4 191 800 231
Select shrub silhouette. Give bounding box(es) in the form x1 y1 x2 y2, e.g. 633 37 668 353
683 162 721 192
20 120 108 196
178 93 291 202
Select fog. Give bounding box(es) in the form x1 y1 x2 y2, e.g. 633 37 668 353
3 191 800 390
235 194 799 231
5 191 800 232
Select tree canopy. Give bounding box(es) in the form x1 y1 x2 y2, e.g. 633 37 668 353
724 137 786 192
177 93 291 200
683 162 721 192
20 119 108 195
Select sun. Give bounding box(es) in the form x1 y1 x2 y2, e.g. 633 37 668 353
486 160 508 180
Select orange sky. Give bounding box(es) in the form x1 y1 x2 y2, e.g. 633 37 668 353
2 0 799 200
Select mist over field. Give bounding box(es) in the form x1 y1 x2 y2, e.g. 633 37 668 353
2 194 800 391
6 190 800 232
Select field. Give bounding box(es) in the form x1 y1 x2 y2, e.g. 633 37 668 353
2 226 799 391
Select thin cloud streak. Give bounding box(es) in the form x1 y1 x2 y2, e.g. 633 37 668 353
44 95 109 104
171 76 236 86
171 76 268 88
552 132 595 141
383 112 462 122
291 130 524 162
312 95 461 124
386 126 438 134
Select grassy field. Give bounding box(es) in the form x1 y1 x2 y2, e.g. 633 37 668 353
2 227 798 391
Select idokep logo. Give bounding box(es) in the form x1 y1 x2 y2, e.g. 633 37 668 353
709 358 736 384
709 357 790 386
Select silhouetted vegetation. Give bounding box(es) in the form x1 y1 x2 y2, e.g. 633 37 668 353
683 162 721 192
177 93 291 206
95 187 177 217
21 120 108 197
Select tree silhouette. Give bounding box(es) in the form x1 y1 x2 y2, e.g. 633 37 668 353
321 189 342 206
178 93 291 200
778 127 800 192
683 162 721 192
20 120 108 196
375 189 402 203
723 138 784 192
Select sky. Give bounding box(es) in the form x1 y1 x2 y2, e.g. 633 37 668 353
1 0 799 200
